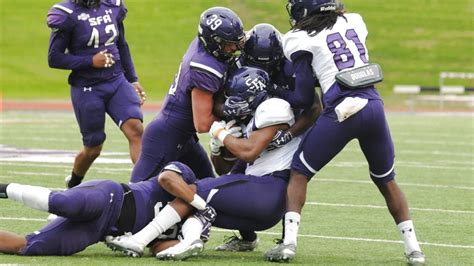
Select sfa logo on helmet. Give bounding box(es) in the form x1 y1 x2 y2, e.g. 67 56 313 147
245 76 267 92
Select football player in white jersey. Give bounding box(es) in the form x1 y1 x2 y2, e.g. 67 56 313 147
265 1 425 264
104 67 302 260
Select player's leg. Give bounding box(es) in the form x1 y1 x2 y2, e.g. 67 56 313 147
129 117 185 183
0 231 26 254
266 114 352 262
68 86 107 188
106 162 212 257
359 100 424 264
107 77 144 164
179 136 215 179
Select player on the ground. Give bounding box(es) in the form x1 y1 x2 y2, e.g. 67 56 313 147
264 1 425 264
129 6 246 183
47 0 145 188
0 162 214 256
105 66 301 260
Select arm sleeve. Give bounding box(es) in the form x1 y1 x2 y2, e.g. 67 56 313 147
190 69 222 94
277 51 316 110
47 8 93 70
117 21 138 83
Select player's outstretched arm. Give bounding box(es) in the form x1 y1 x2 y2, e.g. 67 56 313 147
0 230 26 255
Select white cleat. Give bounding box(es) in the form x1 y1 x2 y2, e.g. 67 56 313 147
215 235 259 252
104 233 145 258
155 239 204 261
406 250 426 265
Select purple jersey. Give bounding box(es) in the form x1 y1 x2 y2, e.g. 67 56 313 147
159 37 228 134
20 162 196 256
47 0 137 86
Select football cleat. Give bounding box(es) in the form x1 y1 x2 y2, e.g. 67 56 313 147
155 239 204 261
215 235 259 252
406 250 426 265
104 233 144 258
264 240 296 263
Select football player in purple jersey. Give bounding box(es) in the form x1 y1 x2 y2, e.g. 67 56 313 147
105 67 300 260
212 23 322 252
47 0 145 188
265 1 425 264
129 7 246 183
0 162 215 256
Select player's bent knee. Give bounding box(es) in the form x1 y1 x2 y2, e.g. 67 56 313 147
83 132 106 148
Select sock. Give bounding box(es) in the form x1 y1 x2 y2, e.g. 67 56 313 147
189 194 206 210
239 230 257 242
181 217 203 244
398 220 422 254
132 205 181 247
6 183 51 211
68 172 84 188
283 212 301 246
0 183 8 198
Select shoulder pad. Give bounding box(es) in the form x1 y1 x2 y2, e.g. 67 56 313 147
47 2 76 31
282 30 312 62
254 98 294 129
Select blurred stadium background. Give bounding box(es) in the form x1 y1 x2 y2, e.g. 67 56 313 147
0 0 473 265
1 0 473 106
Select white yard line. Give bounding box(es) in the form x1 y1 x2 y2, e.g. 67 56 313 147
0 217 470 249
315 178 474 190
305 202 474 214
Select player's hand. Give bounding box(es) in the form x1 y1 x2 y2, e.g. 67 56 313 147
223 96 252 120
267 129 293 151
92 49 115 68
209 120 228 142
132 82 146 105
225 119 242 138
209 137 223 156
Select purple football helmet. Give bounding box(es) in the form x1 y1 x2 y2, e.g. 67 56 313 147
243 23 284 75
225 66 271 110
286 0 337 25
73 0 101 8
198 7 246 62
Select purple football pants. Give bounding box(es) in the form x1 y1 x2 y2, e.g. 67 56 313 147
21 180 124 256
130 116 214 183
196 173 287 231
71 74 143 147
292 99 395 183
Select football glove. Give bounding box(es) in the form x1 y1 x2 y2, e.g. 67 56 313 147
267 129 293 151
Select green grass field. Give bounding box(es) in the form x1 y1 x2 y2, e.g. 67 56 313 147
1 0 473 104
0 111 473 265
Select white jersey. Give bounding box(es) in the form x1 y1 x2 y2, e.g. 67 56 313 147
244 98 301 176
283 13 369 94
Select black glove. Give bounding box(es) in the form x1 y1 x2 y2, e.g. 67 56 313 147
223 96 252 120
267 129 293 151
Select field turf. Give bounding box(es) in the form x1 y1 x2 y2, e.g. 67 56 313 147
0 111 472 265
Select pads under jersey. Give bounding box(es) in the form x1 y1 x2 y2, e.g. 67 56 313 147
284 13 370 94
244 98 300 176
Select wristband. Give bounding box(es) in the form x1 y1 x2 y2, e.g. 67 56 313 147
190 194 207 210
215 128 229 143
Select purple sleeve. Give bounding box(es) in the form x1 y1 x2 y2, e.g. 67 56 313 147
116 21 138 83
277 51 316 109
47 30 93 71
190 70 222 94
230 159 246 174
